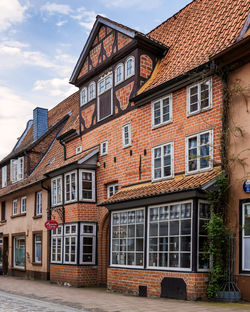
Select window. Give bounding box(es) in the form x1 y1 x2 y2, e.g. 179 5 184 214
125 56 135 79
51 176 62 206
33 233 42 263
12 199 18 216
97 73 113 121
152 142 174 181
1 202 6 221
111 208 145 267
35 191 42 216
187 80 212 115
21 196 26 214
51 225 63 263
80 223 96 264
64 171 77 203
122 123 131 148
10 157 24 183
80 87 87 106
198 201 210 271
13 236 25 268
64 223 77 264
100 141 108 156
88 82 96 101
76 145 82 154
98 74 112 95
0 237 2 268
152 95 172 128
115 64 124 85
186 130 213 174
148 201 192 270
107 183 118 198
242 202 250 271
79 170 95 202
2 166 7 188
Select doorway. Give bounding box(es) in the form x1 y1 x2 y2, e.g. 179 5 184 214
3 236 9 275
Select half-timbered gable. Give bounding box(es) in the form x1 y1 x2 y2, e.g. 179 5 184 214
69 16 168 135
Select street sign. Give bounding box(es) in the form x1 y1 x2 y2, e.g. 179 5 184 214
243 180 250 193
45 220 59 230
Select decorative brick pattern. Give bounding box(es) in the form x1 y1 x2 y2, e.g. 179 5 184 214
78 59 88 79
103 32 115 58
115 82 134 110
99 26 106 40
90 44 101 68
140 55 153 79
118 33 132 50
81 104 95 129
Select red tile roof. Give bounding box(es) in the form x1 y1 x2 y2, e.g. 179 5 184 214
139 0 249 93
100 168 221 205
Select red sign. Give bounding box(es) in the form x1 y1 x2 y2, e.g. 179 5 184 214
45 220 59 230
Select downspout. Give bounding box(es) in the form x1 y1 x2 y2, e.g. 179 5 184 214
59 139 67 161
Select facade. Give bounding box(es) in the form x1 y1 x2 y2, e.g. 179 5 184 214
0 0 249 301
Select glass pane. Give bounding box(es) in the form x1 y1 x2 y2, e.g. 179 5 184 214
112 252 118 265
136 253 143 266
170 205 180 219
159 222 168 236
199 236 208 252
159 237 168 252
83 237 93 245
113 213 120 225
160 206 169 220
120 212 127 224
136 210 144 223
120 225 127 238
159 253 168 267
149 238 158 251
128 211 135 224
127 253 135 265
170 237 179 251
169 253 179 267
128 225 135 237
199 253 210 269
200 203 210 219
181 203 191 218
112 239 119 251
149 253 158 267
83 255 92 262
180 253 190 268
136 239 143 251
150 208 158 221
128 239 135 251
181 220 191 235
149 223 158 236
170 221 179 235
199 220 208 235
244 205 250 236
136 224 143 237
181 236 191 251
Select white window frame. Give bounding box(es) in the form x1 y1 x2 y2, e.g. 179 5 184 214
187 79 212 116
125 56 135 79
242 202 250 271
80 87 87 106
13 236 25 269
20 196 26 214
51 176 62 207
64 223 78 264
151 94 173 128
51 225 63 264
79 169 95 202
122 123 131 148
88 81 96 101
111 207 145 268
152 142 174 181
107 183 118 198
185 130 213 175
10 157 24 183
12 199 18 216
147 200 193 271
115 63 124 85
2 165 7 188
64 170 77 204
197 200 211 272
34 233 42 263
36 191 42 216
100 140 108 156
97 73 113 122
76 146 82 154
80 223 96 265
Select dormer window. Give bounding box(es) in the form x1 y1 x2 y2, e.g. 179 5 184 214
125 56 135 79
115 64 124 85
88 82 96 101
10 157 24 183
80 87 87 106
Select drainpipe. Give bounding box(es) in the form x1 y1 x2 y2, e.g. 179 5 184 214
59 139 67 161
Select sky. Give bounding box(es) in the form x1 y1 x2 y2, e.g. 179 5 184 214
0 0 192 160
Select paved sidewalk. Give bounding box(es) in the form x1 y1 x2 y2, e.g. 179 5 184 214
0 276 250 312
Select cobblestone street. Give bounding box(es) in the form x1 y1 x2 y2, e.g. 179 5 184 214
1 276 250 312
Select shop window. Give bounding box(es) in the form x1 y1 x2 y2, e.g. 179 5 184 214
51 225 63 263
13 236 25 268
80 223 96 264
64 223 77 264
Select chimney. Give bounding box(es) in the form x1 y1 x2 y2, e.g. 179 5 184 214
33 107 48 141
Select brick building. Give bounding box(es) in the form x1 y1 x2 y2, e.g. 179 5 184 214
0 0 249 300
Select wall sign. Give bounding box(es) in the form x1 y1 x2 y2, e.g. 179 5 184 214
45 220 59 230
243 180 250 193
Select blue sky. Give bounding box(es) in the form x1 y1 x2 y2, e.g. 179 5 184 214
0 0 192 159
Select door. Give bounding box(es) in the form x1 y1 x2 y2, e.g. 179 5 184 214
3 236 8 275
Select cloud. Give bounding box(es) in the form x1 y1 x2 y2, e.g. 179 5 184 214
0 0 28 32
0 86 33 159
33 77 77 97
56 20 67 27
72 7 97 30
100 0 162 9
40 2 72 15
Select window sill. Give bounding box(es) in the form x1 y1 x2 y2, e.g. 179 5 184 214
11 213 26 219
187 106 212 118
33 215 42 219
152 175 174 183
185 167 213 176
32 262 42 266
123 144 131 149
11 266 25 271
152 120 173 130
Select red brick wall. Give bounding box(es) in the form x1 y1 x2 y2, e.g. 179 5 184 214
140 54 153 79
108 268 209 300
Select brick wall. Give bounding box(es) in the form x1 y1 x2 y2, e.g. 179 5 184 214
140 54 153 79
108 268 209 300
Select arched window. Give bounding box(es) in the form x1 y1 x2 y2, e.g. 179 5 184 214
125 56 135 79
115 63 124 85
88 82 96 101
80 87 87 106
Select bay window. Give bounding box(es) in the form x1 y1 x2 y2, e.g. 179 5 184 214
79 170 95 202
80 223 96 264
152 142 173 181
51 176 62 206
64 171 77 203
64 223 77 264
111 208 145 267
51 226 63 263
186 130 213 174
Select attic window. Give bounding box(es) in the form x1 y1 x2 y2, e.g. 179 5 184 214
115 64 124 85
125 56 135 79
88 82 96 101
80 87 87 106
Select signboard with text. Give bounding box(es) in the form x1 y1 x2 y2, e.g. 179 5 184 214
45 220 59 230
